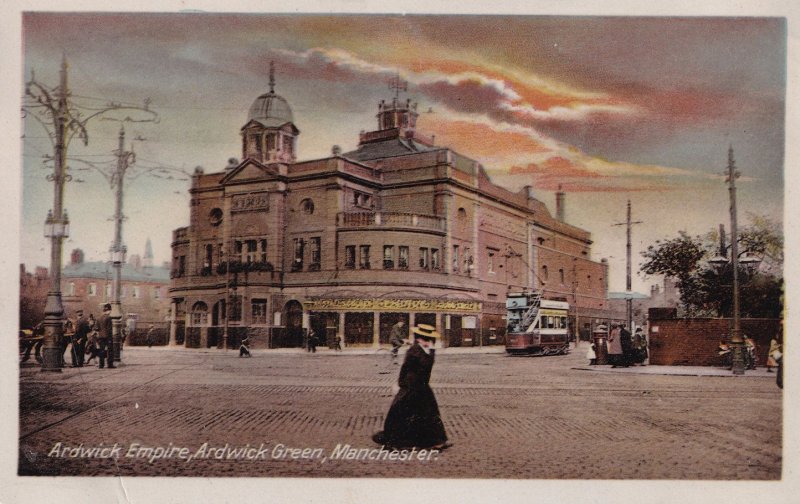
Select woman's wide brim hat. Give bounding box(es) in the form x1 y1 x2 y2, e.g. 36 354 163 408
412 324 440 339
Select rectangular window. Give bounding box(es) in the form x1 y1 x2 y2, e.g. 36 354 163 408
260 239 267 263
452 245 459 272
359 245 371 269
178 256 186 277
487 248 498 274
246 240 258 263
383 245 394 269
105 284 112 300
419 247 429 270
431 248 440 270
398 246 409 269
121 286 127 298
310 237 321 270
153 287 160 299
292 238 304 271
132 286 140 299
204 244 213 268
252 299 267 324
345 245 356 269
88 283 97 296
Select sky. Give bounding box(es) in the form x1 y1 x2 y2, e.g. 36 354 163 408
17 12 787 293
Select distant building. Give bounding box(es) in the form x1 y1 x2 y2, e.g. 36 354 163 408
60 244 170 324
19 264 50 329
607 277 681 328
170 66 614 349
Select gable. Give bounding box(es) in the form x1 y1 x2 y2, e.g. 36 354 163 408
220 159 283 185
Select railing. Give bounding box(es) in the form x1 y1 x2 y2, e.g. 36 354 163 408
338 212 445 232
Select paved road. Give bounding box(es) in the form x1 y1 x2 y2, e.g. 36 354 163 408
18 345 782 479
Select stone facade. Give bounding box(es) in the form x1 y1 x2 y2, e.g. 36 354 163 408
169 74 613 349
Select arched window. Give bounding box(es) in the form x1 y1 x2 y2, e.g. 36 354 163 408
300 198 314 215
191 302 208 326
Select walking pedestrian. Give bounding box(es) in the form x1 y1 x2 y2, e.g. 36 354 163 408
97 303 115 369
389 319 407 364
239 336 251 357
145 325 156 348
372 324 450 450
307 328 318 353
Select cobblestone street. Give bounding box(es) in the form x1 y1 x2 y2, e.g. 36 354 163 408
18 345 782 479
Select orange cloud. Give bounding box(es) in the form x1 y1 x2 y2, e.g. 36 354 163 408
418 115 551 159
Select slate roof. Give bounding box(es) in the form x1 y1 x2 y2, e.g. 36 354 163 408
342 137 440 162
62 261 170 283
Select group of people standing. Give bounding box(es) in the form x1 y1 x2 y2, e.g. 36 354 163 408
59 303 116 369
597 323 648 367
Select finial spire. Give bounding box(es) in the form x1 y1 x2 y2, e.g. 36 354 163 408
269 60 275 94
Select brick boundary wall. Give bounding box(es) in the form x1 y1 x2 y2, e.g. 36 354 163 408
648 317 782 366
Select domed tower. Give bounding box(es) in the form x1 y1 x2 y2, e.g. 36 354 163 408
241 61 299 164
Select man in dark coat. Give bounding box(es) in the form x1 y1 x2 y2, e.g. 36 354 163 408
72 309 90 367
619 324 633 368
97 303 115 369
373 324 449 450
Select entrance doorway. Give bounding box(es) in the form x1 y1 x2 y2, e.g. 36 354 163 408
282 300 304 348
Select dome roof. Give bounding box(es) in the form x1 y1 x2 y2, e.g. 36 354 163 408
247 91 294 128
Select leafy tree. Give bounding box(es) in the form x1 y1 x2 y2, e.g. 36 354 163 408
640 215 783 318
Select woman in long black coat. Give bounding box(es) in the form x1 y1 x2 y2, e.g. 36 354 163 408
373 324 449 449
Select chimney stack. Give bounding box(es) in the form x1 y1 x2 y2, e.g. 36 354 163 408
556 185 566 221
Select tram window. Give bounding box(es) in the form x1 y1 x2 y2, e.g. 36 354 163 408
547 316 554 328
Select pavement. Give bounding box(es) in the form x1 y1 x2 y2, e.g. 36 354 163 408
17 343 782 479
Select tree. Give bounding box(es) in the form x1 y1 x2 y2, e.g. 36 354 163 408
640 216 783 318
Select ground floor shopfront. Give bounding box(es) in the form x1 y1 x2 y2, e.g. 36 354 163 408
168 294 496 349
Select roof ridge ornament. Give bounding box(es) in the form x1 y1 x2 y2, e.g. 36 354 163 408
269 60 275 94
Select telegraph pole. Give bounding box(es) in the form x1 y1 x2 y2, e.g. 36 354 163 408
110 126 135 362
23 54 157 371
613 200 643 330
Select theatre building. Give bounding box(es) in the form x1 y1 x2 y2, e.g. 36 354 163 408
169 69 611 349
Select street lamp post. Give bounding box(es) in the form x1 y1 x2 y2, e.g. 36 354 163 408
23 54 157 372
709 147 759 375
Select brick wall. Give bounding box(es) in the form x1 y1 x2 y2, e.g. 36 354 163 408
648 317 782 366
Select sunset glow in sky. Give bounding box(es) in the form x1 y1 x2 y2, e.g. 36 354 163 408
19 13 786 292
